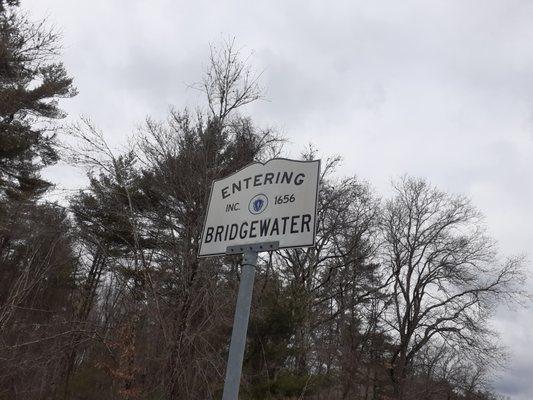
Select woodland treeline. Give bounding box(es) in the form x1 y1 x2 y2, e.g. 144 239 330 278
0 2 525 399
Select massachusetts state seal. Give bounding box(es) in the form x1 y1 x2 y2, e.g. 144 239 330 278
248 194 268 215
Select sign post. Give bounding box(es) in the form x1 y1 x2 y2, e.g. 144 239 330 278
221 243 276 400
199 158 320 399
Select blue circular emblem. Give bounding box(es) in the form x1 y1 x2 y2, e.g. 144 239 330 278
249 194 268 215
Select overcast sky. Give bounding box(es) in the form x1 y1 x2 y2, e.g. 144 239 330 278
24 1 533 398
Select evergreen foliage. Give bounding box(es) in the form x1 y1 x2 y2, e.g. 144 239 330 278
0 0 76 200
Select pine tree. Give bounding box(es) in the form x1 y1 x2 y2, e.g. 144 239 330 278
0 3 79 398
0 0 76 200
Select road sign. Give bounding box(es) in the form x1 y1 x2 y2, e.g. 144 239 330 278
199 158 320 257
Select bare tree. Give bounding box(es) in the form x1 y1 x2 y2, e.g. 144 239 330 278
197 38 263 122
266 153 384 398
380 177 524 400
63 38 282 400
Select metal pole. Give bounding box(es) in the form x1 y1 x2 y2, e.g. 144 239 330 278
221 250 258 400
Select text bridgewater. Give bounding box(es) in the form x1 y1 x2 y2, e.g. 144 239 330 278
204 214 312 243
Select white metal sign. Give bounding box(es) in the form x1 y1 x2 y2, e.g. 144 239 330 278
199 158 320 257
